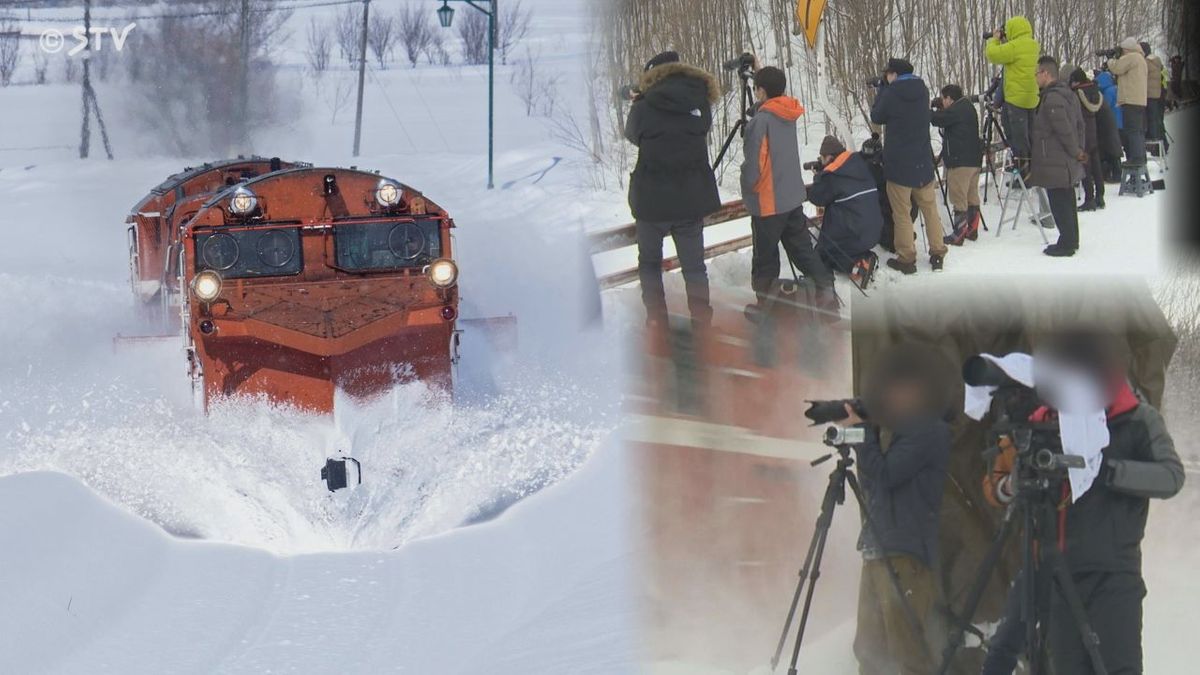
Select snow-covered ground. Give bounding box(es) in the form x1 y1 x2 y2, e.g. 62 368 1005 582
1 1 639 672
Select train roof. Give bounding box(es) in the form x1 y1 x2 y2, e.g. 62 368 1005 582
128 157 311 215
198 165 432 213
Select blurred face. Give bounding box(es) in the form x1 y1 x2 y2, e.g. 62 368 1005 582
941 95 954 108
1036 68 1053 88
754 86 768 103
886 71 898 84
883 379 926 419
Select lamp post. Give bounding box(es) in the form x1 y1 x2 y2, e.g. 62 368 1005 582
436 0 496 190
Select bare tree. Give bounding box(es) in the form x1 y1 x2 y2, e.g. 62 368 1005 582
425 30 451 66
32 44 49 84
510 47 562 117
368 10 397 68
456 8 489 65
398 3 435 68
306 17 332 74
496 0 533 65
0 19 20 87
321 73 354 124
335 5 363 65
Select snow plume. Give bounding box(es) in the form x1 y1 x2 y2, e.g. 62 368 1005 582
1 366 616 554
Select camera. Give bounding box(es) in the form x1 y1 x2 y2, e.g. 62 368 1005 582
723 52 755 73
865 75 886 88
983 28 1005 41
618 83 640 100
1095 46 1121 60
824 425 867 447
804 398 867 425
803 160 823 172
930 96 945 110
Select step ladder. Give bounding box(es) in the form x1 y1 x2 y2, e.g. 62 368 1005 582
995 152 1051 244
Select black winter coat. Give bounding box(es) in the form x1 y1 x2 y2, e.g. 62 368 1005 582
808 151 883 269
1073 83 1101 154
1062 398 1184 574
1093 96 1123 162
624 63 722 222
930 97 983 169
869 75 936 188
855 417 951 566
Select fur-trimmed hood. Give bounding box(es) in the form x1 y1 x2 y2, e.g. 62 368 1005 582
638 62 721 105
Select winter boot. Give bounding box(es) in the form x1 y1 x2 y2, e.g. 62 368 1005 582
965 206 981 240
1078 199 1098 212
930 254 945 272
944 210 969 246
849 252 878 290
886 257 917 275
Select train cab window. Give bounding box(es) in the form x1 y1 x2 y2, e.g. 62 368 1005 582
194 227 303 278
333 218 441 271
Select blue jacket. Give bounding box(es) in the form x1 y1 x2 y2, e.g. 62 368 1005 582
869 74 936 188
1096 71 1122 129
854 417 951 566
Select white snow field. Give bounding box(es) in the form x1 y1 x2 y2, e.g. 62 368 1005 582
1 1 638 672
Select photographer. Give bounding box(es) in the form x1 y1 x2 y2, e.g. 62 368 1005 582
1142 42 1168 153
977 335 1184 674
840 345 952 675
1106 38 1149 167
869 58 948 275
1028 57 1085 258
740 65 835 317
930 84 983 244
985 16 1041 172
807 135 883 287
624 51 722 329
1095 69 1125 181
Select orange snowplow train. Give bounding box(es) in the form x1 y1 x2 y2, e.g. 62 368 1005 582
125 158 460 413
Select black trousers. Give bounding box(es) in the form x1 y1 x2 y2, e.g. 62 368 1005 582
750 206 833 298
1046 187 1079 250
1002 103 1033 162
1120 105 1147 165
1082 149 1105 203
1050 571 1146 675
636 218 711 325
1145 98 1163 141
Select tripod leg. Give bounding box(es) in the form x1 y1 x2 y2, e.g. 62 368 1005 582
1045 550 1109 675
770 508 827 669
935 502 1018 675
785 522 832 675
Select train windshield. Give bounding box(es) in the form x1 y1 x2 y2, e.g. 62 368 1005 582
194 227 303 278
333 218 442 271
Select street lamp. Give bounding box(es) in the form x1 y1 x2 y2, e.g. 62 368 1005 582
436 0 496 190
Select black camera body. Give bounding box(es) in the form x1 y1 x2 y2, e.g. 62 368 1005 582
618 83 641 100
803 160 823 172
865 75 886 88
984 28 1006 41
930 96 945 110
1095 47 1121 60
723 52 755 76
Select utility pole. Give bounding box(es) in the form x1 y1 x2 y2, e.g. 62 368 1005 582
78 0 113 160
352 0 370 157
238 0 250 149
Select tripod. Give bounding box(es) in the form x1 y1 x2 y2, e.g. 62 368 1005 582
769 443 930 674
936 454 1108 675
979 100 1009 208
713 66 756 169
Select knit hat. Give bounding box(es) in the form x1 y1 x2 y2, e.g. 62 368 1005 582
644 51 680 72
1119 37 1139 52
884 58 914 75
1067 66 1089 86
819 135 846 158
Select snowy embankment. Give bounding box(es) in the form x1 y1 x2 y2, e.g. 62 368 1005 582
0 439 637 674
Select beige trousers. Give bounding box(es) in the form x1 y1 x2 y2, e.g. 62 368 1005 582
887 180 947 262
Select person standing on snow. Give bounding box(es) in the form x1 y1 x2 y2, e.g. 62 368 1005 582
739 64 835 320
985 16 1040 174
1028 56 1085 258
1107 38 1149 167
624 51 722 330
869 58 947 275
931 84 984 245
1067 67 1108 211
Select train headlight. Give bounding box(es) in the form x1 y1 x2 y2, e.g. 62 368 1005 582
192 270 223 301
375 179 401 207
426 258 458 289
229 186 257 216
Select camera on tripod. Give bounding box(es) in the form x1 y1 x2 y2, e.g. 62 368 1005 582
723 52 755 77
802 160 823 172
1095 46 1121 60
824 425 866 447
